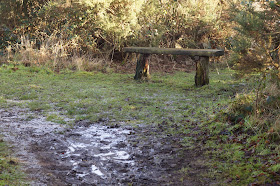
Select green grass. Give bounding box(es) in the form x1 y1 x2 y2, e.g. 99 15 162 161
0 138 26 185
203 99 280 185
4 64 277 184
0 65 238 126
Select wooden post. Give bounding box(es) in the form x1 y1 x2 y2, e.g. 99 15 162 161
195 57 209 87
134 54 150 80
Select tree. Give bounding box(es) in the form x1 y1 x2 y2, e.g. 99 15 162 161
229 0 280 79
228 0 280 137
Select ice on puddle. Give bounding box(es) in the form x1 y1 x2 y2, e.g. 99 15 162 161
114 151 130 160
77 173 88 178
69 146 75 152
62 123 134 180
94 152 115 157
91 165 104 177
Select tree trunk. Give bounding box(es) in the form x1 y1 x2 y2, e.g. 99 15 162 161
195 57 209 87
134 54 150 80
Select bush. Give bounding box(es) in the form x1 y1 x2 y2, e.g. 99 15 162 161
223 0 280 139
224 74 280 140
228 0 280 77
0 0 230 70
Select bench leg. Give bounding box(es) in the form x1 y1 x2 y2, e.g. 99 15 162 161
134 54 150 80
195 56 209 87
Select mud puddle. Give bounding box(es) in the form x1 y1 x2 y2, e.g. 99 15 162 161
0 107 206 185
44 123 139 185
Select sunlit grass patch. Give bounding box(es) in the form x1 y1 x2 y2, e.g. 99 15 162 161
0 65 240 126
46 113 67 124
0 97 7 107
27 101 51 112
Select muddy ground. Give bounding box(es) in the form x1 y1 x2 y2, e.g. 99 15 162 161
0 106 211 185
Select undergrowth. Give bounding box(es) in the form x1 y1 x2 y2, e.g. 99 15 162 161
202 74 280 185
0 0 234 72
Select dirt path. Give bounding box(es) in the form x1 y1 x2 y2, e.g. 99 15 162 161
0 107 208 185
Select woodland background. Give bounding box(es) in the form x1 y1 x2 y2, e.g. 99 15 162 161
0 0 279 72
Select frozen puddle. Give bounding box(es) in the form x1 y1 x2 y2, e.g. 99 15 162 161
60 124 134 182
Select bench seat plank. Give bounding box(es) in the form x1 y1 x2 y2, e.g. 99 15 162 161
123 47 224 57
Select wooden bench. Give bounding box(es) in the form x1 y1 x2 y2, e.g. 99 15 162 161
123 47 224 87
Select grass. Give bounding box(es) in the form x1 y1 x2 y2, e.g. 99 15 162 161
201 76 280 186
0 65 237 126
2 64 279 185
0 138 26 185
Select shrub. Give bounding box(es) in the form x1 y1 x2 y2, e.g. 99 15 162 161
229 0 280 77
224 75 280 140
223 0 280 139
1 0 231 70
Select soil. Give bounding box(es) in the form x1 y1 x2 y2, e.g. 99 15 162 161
0 106 210 185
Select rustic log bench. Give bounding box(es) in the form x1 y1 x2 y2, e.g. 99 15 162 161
123 47 224 87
